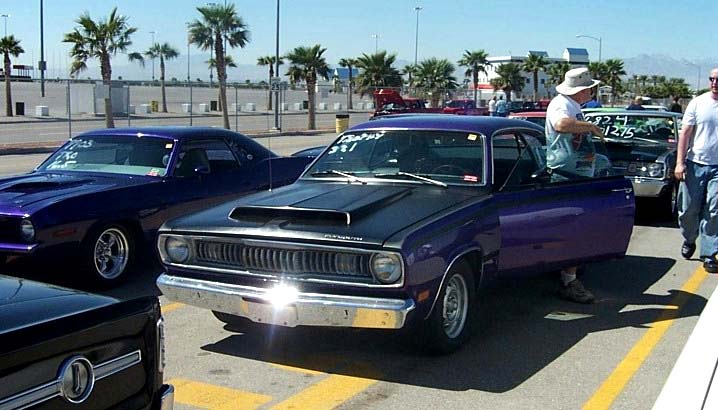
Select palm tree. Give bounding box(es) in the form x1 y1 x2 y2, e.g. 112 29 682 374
0 35 24 117
414 58 458 108
588 61 608 82
490 62 523 101
63 8 137 128
521 53 548 101
638 75 649 94
458 49 490 105
604 59 626 104
284 44 330 130
546 61 571 94
354 51 402 100
128 42 179 112
257 55 283 111
338 57 358 109
401 63 418 88
188 3 250 129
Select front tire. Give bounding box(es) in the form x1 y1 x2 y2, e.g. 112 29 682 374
417 262 477 354
658 182 678 220
83 224 134 286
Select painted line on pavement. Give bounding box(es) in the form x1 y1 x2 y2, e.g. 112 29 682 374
161 302 185 314
582 265 709 410
170 378 272 410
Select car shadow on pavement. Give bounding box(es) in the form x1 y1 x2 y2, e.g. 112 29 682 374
201 254 707 393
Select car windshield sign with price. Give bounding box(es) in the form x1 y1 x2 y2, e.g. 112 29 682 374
587 114 677 142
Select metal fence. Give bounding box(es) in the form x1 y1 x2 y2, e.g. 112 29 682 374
0 80 375 148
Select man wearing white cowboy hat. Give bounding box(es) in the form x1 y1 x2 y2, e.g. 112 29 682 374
546 66 606 303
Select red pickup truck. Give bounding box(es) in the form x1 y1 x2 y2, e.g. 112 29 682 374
372 89 443 117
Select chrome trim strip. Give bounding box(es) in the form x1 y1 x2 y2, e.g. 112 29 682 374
160 384 175 410
158 235 405 289
424 247 484 320
157 274 415 329
0 349 142 410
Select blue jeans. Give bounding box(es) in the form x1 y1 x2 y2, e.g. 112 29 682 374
678 160 718 258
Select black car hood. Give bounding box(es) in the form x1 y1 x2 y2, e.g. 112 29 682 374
164 181 483 246
0 171 157 216
0 275 116 334
604 139 674 162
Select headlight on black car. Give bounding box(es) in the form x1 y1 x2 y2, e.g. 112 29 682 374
163 236 191 264
19 219 35 242
371 253 403 284
626 162 665 178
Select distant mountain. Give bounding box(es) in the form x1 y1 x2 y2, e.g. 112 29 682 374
622 54 715 88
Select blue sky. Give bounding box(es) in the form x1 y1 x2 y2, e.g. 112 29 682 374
2 0 715 79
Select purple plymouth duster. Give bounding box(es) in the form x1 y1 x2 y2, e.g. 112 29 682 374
156 115 635 353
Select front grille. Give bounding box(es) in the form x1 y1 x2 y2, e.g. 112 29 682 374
194 240 373 280
0 216 21 242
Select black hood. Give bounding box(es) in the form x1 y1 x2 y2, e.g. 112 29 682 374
604 138 674 162
0 275 116 334
163 181 485 246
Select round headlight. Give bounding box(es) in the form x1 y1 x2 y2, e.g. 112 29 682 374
648 163 664 177
20 219 35 242
371 253 402 284
165 236 190 263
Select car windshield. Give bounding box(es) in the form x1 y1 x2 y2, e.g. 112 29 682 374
305 130 485 185
38 135 174 177
585 114 677 142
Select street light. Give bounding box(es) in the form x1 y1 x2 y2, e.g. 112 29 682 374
274 0 280 131
40 0 46 97
686 61 701 92
414 6 422 66
149 30 156 82
371 34 380 53
576 34 602 62
0 14 9 37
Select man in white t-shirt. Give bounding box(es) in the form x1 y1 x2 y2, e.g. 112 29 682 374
546 67 605 303
674 67 718 274
488 96 497 116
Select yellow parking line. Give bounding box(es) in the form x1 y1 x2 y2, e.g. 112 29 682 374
169 378 272 410
582 266 708 410
270 364 380 410
161 302 185 314
270 363 324 375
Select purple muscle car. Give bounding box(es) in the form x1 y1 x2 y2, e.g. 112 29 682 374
0 127 312 286
156 115 635 353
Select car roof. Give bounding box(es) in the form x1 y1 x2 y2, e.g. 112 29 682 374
352 114 544 134
74 126 238 141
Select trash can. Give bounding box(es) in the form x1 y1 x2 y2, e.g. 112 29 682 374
302 100 309 110
151 100 159 112
335 113 350 134
210 100 218 111
15 102 24 116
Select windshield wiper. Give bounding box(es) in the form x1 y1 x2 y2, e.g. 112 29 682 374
310 169 367 184
374 171 447 188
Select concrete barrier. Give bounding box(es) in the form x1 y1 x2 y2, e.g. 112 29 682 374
35 106 49 117
198 103 209 113
293 102 303 111
128 105 136 114
355 102 363 110
181 103 192 113
231 103 240 113
318 102 328 111
365 102 375 110
333 103 343 111
245 103 256 112
138 104 152 114
281 103 288 111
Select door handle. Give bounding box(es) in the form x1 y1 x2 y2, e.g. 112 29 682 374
611 187 633 194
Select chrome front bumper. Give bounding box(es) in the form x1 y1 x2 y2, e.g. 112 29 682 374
159 384 174 410
157 274 415 329
628 177 670 198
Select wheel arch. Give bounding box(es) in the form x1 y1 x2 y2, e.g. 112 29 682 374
423 247 484 320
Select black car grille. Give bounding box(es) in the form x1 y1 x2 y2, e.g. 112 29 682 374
0 216 22 242
193 240 373 281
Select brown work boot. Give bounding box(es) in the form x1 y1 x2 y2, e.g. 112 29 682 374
559 279 595 304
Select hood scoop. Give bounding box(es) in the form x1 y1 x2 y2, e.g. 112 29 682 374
1 181 66 193
230 185 412 225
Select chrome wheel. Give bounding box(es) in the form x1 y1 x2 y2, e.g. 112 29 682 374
442 273 469 339
93 227 130 280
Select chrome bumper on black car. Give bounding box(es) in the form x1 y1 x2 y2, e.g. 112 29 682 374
158 384 174 410
629 177 671 197
157 274 415 329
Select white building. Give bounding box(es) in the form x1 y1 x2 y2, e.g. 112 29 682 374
472 48 590 102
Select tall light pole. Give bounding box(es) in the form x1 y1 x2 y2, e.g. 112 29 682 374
371 34 380 53
414 6 422 66
274 0 280 131
686 61 701 92
0 14 9 37
40 0 46 97
575 34 602 62
149 31 156 82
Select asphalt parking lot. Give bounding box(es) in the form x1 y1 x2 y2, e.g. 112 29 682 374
1 141 716 410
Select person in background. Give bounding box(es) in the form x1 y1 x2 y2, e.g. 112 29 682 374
582 94 602 108
670 96 683 114
495 96 508 117
546 67 606 303
674 68 718 274
488 96 497 116
626 96 646 110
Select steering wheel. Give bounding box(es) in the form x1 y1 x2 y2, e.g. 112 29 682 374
430 164 469 175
